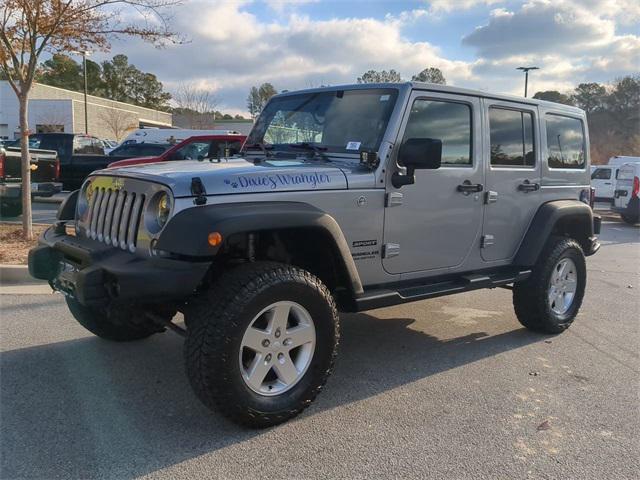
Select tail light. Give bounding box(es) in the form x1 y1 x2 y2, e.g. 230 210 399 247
0 151 5 178
590 186 596 208
632 176 640 198
54 157 61 180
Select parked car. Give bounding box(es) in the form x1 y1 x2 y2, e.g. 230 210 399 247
107 134 246 168
120 128 242 146
14 133 172 191
0 144 61 217
100 139 119 155
30 82 600 428
613 162 640 224
108 142 172 159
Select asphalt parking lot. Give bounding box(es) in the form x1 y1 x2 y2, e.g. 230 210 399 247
1 218 638 479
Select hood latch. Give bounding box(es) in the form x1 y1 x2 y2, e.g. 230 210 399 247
191 177 207 205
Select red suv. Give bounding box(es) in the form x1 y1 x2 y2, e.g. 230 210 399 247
108 134 247 168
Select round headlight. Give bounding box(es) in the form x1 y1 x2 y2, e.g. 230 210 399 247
157 192 171 227
145 190 173 234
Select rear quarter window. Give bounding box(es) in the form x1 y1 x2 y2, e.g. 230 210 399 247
545 114 586 169
617 168 636 180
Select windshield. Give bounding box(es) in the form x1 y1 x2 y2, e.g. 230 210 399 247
246 88 399 155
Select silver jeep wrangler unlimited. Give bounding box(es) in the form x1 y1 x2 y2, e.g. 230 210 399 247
29 83 601 427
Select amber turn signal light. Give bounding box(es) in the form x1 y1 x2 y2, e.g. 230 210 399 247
208 232 223 247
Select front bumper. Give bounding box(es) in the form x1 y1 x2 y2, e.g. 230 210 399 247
0 182 63 199
28 224 210 307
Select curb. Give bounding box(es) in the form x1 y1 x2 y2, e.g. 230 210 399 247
0 264 45 285
33 196 64 204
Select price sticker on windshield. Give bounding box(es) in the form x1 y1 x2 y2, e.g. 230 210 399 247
346 141 361 150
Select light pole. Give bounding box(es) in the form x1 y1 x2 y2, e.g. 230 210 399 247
516 66 539 97
73 51 91 133
82 51 89 134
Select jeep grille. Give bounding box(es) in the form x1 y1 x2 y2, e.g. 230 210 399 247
85 187 145 252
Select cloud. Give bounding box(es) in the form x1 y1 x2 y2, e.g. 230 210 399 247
462 0 639 93
462 1 615 58
103 1 473 113
426 0 504 14
101 0 638 113
265 0 319 14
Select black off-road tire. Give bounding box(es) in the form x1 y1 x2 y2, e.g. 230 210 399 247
184 261 340 428
66 297 164 341
0 201 22 218
621 213 639 225
513 237 586 334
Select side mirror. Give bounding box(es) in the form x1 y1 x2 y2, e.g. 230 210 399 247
392 138 442 188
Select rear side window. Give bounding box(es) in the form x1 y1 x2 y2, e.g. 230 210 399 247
402 99 472 166
489 107 535 167
591 168 611 180
74 136 94 154
546 115 586 169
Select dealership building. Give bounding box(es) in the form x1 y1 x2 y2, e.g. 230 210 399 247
0 81 173 141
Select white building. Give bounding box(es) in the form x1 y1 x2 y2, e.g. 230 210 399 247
0 81 173 141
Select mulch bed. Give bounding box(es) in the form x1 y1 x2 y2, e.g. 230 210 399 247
0 224 47 265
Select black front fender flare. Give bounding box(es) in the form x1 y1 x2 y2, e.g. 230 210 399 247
156 201 364 295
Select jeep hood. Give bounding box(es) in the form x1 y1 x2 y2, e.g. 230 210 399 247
102 157 349 197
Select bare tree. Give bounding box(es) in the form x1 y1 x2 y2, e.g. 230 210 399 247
0 0 178 239
98 107 138 141
173 82 219 129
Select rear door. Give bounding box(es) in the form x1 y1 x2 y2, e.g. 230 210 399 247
614 165 635 209
481 100 541 262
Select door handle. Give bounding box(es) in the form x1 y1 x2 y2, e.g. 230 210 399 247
518 180 540 192
457 180 483 194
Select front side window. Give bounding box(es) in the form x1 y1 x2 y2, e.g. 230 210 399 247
591 168 611 180
247 88 399 155
489 107 535 167
402 99 472 165
546 114 586 169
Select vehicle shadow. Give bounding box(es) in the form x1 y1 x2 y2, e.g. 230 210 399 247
1 312 542 479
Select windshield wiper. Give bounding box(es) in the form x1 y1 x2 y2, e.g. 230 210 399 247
243 142 274 156
243 142 274 162
287 142 330 161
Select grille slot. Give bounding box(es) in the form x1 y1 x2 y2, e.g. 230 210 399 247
86 187 145 252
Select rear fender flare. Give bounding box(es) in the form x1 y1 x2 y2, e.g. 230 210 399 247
515 200 595 266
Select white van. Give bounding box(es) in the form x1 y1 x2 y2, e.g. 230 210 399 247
120 128 241 146
608 155 640 167
591 165 618 202
613 162 640 224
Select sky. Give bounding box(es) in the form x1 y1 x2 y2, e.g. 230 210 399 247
98 0 639 116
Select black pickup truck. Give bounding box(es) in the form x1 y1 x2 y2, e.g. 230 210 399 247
0 145 61 217
15 133 170 190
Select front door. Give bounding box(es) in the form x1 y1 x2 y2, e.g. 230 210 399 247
383 92 484 275
481 100 541 262
591 167 615 199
